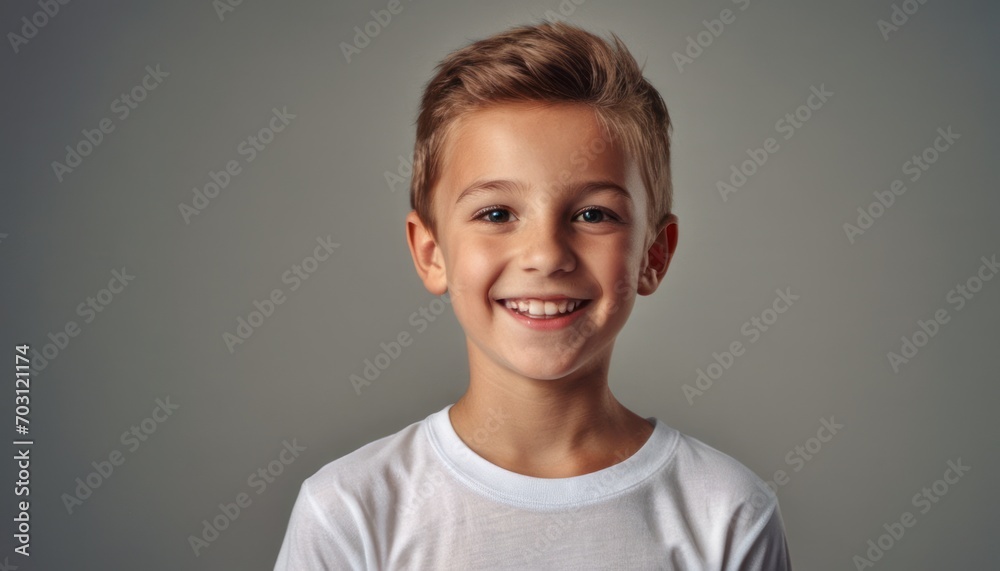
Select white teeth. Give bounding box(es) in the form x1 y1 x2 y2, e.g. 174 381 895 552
503 298 585 317
529 299 543 315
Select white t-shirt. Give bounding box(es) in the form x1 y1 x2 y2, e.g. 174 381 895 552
274 404 791 570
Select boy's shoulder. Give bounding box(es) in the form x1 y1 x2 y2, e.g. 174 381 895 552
301 412 428 499
666 427 778 515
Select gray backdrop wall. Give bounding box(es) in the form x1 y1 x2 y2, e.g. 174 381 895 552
2 0 997 569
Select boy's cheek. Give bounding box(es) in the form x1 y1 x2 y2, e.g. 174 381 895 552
614 276 635 295
602 295 634 321
442 269 483 301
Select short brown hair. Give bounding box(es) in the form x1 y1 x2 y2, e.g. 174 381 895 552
409 21 673 242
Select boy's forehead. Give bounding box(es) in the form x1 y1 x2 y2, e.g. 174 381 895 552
437 102 640 203
446 102 610 159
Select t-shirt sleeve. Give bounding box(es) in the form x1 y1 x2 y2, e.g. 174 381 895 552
726 501 792 571
273 479 366 571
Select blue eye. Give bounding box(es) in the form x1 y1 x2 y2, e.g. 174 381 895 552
574 207 616 223
472 206 618 224
473 207 513 223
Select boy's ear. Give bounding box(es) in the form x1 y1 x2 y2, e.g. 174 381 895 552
637 213 678 296
406 210 448 295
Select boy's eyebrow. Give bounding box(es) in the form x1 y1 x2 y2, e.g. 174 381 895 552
455 178 633 204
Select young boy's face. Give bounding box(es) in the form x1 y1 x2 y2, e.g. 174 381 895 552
407 102 675 382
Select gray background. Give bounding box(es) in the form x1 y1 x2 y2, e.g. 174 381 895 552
1 0 997 569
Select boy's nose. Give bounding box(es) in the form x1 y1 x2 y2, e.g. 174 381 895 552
518 222 576 275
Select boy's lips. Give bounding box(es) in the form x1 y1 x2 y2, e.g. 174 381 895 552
494 297 592 320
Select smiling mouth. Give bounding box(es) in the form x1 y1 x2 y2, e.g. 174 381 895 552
496 298 591 319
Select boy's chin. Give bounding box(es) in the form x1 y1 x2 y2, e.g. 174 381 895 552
468 333 608 381
498 353 591 382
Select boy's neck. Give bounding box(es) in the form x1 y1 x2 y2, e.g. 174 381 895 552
448 354 655 479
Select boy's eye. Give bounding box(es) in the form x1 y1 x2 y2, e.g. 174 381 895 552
574 207 615 223
472 206 619 224
473 207 514 223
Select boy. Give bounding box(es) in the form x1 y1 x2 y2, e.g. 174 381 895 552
275 21 791 570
